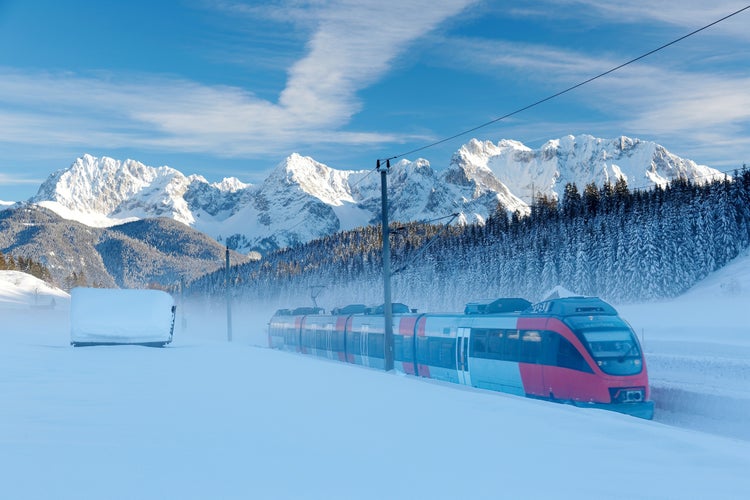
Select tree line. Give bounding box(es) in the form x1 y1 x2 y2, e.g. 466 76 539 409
186 168 750 312
0 250 100 291
0 251 53 283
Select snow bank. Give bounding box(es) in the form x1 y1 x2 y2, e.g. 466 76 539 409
70 287 175 346
3 281 750 498
0 270 70 310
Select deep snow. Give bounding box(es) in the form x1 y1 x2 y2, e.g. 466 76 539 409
1 264 750 499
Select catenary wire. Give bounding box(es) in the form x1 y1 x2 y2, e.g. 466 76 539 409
379 5 750 164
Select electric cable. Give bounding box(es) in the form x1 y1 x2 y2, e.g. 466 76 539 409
379 5 750 163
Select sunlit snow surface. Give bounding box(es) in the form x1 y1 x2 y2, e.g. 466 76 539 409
2 265 750 499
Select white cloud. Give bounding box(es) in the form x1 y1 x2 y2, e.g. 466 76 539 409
444 38 614 82
0 67 389 157
430 31 750 165
520 1 750 38
278 0 476 124
0 1 476 160
618 75 750 132
0 173 44 186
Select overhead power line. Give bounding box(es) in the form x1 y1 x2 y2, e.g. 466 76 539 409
380 4 750 163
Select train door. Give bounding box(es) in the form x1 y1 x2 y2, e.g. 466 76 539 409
360 324 369 367
325 322 334 359
336 316 349 362
518 329 546 397
456 327 471 386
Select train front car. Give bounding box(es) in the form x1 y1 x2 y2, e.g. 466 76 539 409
525 297 654 419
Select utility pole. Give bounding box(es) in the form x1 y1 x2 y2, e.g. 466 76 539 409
225 246 232 342
378 159 394 371
180 276 186 332
530 182 536 207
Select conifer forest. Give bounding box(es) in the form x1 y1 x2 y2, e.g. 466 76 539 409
188 169 750 312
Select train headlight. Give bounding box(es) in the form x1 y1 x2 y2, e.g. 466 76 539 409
609 387 646 403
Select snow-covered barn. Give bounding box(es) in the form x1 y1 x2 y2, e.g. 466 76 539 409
70 288 175 347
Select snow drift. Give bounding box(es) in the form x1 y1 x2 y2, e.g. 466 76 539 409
70 287 176 346
0 270 70 310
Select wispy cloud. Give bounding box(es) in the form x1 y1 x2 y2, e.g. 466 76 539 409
514 0 750 38
0 173 45 186
433 28 750 167
612 70 750 167
0 0 475 161
278 0 476 125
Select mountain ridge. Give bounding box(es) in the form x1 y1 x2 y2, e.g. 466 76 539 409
27 134 725 253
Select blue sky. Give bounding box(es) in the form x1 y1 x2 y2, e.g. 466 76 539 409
1 0 749 201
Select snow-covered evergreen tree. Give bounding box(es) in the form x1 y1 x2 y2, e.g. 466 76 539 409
187 172 750 312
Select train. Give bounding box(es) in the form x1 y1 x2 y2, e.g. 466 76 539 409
268 296 654 419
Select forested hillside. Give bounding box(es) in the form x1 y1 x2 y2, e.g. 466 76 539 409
0 205 248 290
0 251 52 284
188 169 750 311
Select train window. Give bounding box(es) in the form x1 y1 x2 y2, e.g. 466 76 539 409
403 338 414 362
504 330 520 362
439 338 456 369
471 329 487 355
368 334 384 360
557 337 593 373
580 329 642 375
520 330 542 364
394 335 404 361
301 329 312 348
285 327 297 345
331 330 344 352
316 330 326 350
395 335 414 363
423 337 456 369
416 336 430 365
523 331 541 342
428 338 441 366
349 332 361 355
487 330 505 358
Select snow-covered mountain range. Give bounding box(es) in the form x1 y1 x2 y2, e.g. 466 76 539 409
28 135 724 253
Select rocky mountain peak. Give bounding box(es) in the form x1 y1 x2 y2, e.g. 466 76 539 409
28 135 725 253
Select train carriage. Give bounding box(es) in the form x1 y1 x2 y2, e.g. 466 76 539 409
267 296 654 419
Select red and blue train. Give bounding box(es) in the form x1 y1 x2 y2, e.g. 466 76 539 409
268 296 654 419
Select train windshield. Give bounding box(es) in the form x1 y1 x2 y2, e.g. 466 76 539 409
566 316 643 376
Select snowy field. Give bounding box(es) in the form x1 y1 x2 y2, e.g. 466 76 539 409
2 264 750 499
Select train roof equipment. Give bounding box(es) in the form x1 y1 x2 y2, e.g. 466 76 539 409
527 296 618 316
366 303 413 315
464 297 532 315
292 306 324 315
331 304 367 315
